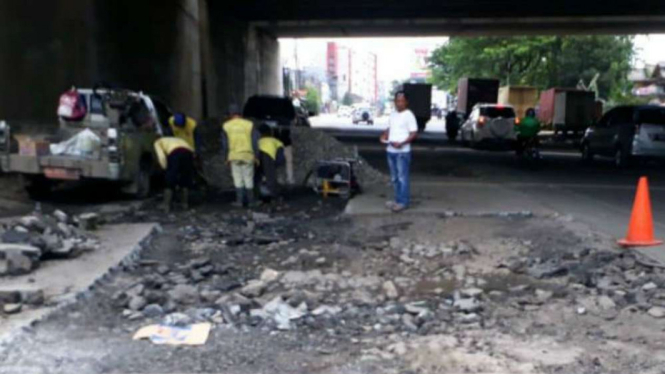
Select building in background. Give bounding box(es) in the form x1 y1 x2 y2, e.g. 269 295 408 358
327 42 378 104
629 62 665 104
409 47 431 83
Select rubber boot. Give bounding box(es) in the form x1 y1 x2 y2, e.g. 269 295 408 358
163 189 173 213
180 188 189 210
246 188 257 208
232 188 244 208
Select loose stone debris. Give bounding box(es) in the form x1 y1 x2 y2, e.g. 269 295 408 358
0 210 100 277
4 200 665 373
0 209 101 316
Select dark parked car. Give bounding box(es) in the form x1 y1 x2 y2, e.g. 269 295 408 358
581 105 665 167
243 95 297 128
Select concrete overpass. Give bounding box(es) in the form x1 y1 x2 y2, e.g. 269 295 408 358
239 1 665 36
1 0 665 123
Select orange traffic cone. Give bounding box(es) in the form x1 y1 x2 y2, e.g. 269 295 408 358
618 177 663 247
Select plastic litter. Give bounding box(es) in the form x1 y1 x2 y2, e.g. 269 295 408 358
49 128 101 158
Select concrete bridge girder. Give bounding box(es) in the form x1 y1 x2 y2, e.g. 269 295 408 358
254 16 665 37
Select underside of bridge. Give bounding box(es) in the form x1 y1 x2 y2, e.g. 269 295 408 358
1 0 665 123
236 0 665 36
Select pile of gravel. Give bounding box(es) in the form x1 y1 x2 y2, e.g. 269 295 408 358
197 122 387 190
290 127 387 186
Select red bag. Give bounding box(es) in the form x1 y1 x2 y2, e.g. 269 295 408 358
57 89 87 120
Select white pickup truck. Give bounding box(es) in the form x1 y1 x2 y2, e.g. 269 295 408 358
0 88 173 198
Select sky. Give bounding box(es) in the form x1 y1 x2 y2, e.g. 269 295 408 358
280 37 448 82
634 34 665 67
280 35 665 83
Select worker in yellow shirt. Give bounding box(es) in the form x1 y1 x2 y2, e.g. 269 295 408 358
256 124 285 199
154 137 194 213
169 113 201 154
221 104 259 208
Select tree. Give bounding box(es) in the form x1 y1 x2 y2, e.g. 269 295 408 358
429 36 634 100
342 92 363 106
342 92 353 106
304 85 321 115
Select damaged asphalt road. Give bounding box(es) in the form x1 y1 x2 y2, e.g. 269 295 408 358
2 194 665 374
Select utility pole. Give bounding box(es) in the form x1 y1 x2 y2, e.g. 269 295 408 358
294 39 300 92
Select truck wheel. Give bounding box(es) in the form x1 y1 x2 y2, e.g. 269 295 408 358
22 175 52 200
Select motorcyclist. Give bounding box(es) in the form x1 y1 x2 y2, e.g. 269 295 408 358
516 108 541 156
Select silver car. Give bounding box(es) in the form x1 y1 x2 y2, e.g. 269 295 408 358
460 104 517 147
581 105 665 167
352 107 374 125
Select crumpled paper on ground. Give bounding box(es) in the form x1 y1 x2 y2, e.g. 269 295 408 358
133 323 211 345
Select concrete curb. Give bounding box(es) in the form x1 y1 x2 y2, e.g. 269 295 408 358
0 223 162 347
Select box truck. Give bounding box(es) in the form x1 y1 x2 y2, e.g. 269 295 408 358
498 86 538 119
403 83 432 132
538 88 596 135
457 78 500 119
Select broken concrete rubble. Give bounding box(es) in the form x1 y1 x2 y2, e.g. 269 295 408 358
78 213 99 231
382 280 399 300
142 304 164 318
168 284 199 305
54 210 68 223
259 268 280 283
240 280 267 298
648 307 665 319
128 296 148 311
454 298 482 313
0 210 102 277
312 305 342 316
460 288 483 298
251 296 308 330
60 204 665 374
4 249 38 275
4 303 22 314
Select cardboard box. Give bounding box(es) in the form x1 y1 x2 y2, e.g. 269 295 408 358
17 137 50 157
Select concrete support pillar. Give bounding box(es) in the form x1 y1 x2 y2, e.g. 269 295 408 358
0 0 282 125
244 27 281 98
198 0 218 118
257 29 282 96
171 0 203 118
0 0 94 122
91 0 203 118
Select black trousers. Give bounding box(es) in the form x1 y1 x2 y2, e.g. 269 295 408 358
166 148 194 189
256 152 279 196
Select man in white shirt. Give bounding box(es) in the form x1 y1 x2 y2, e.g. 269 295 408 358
380 91 418 212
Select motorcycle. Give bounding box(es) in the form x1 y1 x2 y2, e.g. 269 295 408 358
516 136 542 167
